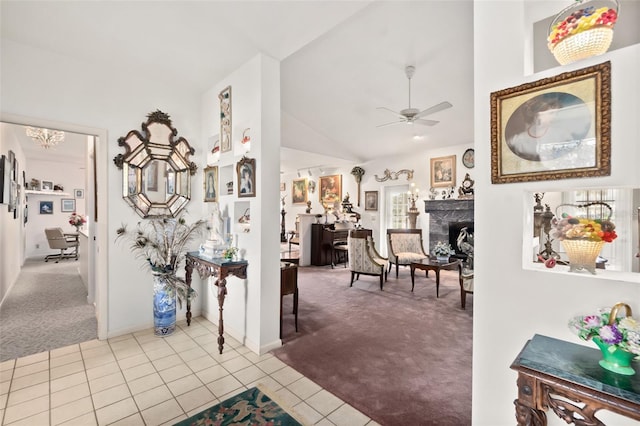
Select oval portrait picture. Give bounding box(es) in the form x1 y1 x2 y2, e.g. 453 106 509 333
504 92 591 162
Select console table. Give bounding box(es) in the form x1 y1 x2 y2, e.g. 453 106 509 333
511 334 640 425
185 252 248 354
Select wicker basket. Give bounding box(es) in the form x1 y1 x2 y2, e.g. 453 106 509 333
562 239 605 274
548 0 618 65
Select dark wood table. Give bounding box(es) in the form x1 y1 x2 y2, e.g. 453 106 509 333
185 252 248 354
410 257 462 297
280 261 298 338
511 334 640 425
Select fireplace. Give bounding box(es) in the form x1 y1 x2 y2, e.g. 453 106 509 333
424 199 474 256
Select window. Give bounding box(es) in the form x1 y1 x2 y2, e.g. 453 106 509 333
384 185 409 229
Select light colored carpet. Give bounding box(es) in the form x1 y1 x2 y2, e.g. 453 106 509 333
0 258 97 362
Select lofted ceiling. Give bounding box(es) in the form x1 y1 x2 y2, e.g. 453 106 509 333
1 1 474 173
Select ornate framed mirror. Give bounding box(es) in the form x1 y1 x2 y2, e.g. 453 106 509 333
114 110 196 218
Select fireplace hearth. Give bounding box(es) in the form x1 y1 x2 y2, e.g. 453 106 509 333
424 199 474 256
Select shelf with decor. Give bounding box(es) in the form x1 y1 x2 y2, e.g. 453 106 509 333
25 190 71 197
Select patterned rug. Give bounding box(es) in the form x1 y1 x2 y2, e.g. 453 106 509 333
173 386 303 426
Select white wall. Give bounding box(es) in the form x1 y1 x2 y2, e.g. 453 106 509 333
473 2 640 425
199 54 282 354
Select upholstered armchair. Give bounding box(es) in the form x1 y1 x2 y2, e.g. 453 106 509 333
348 229 388 290
44 228 79 263
386 229 428 278
459 268 474 309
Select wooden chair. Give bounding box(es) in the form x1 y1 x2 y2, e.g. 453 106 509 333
44 228 79 263
386 228 428 278
348 229 388 290
459 268 474 309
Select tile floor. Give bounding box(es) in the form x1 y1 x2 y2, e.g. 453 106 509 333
0 317 378 426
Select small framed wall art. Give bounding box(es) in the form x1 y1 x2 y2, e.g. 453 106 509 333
219 86 232 153
41 180 54 191
236 156 256 198
319 174 341 204
74 189 84 199
39 201 53 214
364 191 378 211
490 61 610 184
61 199 75 212
203 166 218 202
430 155 456 188
292 178 308 204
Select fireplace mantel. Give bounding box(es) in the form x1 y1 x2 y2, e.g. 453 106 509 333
424 199 474 253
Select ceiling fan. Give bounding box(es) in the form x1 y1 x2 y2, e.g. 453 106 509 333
377 65 452 128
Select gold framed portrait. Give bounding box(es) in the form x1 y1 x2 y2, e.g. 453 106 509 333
430 155 456 188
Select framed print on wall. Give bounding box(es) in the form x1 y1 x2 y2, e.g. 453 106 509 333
219 86 232 153
203 166 218 202
430 155 456 188
61 198 75 212
319 174 341 204
74 189 84 199
39 201 53 214
236 156 256 198
490 61 611 184
292 178 308 204
41 180 54 191
364 191 378 211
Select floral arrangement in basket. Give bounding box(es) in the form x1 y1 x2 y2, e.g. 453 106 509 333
69 212 86 227
568 303 640 357
432 241 455 257
552 202 617 243
548 4 618 50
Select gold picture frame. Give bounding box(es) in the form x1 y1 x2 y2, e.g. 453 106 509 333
319 174 341 204
219 86 232 153
236 156 256 198
430 155 456 188
203 166 218 202
490 61 611 184
364 191 378 211
292 178 308 204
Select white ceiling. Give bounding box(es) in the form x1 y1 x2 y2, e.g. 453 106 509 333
1 1 474 173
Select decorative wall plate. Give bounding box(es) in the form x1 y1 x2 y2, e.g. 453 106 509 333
462 148 475 169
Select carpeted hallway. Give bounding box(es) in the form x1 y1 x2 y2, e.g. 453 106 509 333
0 258 97 362
275 264 473 426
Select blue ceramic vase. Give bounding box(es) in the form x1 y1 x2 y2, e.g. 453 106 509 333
153 274 176 337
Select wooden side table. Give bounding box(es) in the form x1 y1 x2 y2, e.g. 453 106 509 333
280 261 298 338
410 257 462 297
511 334 640 425
185 252 248 354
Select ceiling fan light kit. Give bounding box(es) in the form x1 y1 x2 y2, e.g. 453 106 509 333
377 65 452 128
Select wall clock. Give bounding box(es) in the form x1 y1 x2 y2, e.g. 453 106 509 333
462 148 475 169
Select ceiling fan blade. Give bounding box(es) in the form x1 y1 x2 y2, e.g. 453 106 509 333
376 106 403 118
376 120 405 128
414 101 453 119
413 118 439 126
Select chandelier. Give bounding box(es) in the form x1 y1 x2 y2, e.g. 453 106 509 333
26 127 65 149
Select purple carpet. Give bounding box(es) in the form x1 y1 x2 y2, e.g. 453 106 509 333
274 265 473 426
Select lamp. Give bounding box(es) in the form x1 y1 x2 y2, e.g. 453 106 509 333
407 183 420 229
26 127 65 149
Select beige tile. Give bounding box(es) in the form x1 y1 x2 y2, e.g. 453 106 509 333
0 358 15 372
95 397 138 426
0 392 7 408
7 382 49 406
175 385 215 413
327 403 370 426
81 345 113 360
3 409 49 426
159 414 187 426
274 386 302 408
139 338 170 352
10 370 49 392
256 356 287 374
15 351 48 368
122 362 156 382
233 365 267 385
91 383 131 409
0 379 11 396
88 371 125 394
166 374 203 397
113 346 145 361
80 339 109 351
50 361 85 380
109 338 140 353
50 344 80 359
217 386 248 402
51 396 94 425
145 345 176 361
127 372 164 395
184 354 217 373
140 398 184 426
221 355 253 373
206 374 243 398
271 365 303 387
158 364 191 383
292 401 324 425
3 394 49 424
365 419 382 426
133 384 173 411
287 377 322 400
50 352 83 369
305 389 344 416
185 399 220 418
209 348 243 364
315 419 337 426
83 353 117 370
194 364 229 385
241 351 273 364
51 372 87 393
117 353 149 370
152 354 183 371
108 412 145 426
51 382 91 408
58 411 97 426
168 339 199 352
248 376 284 392
85 361 120 381
13 360 49 378
177 346 207 362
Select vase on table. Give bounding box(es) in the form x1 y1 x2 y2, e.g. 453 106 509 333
153 273 176 336
74 225 81 232
561 239 604 275
436 256 449 263
593 337 636 376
